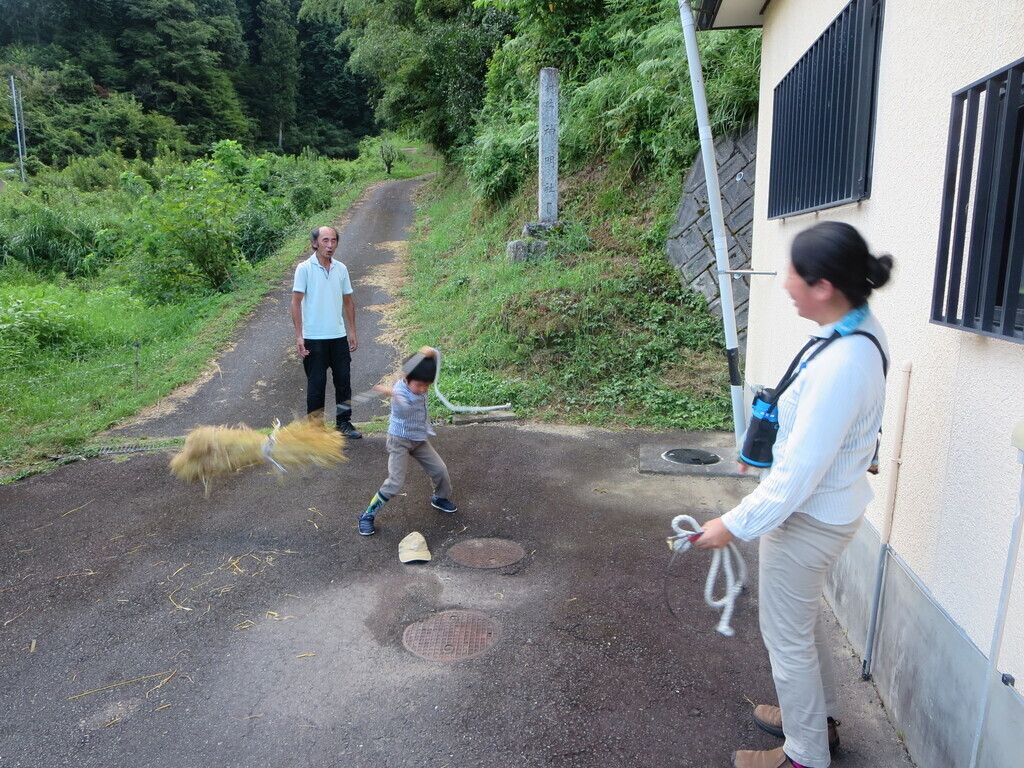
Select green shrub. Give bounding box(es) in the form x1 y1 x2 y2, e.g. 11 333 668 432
0 197 104 277
465 124 532 206
469 0 761 191
289 184 332 218
210 139 249 179
127 163 249 301
0 283 141 364
236 196 294 263
0 295 86 356
544 222 592 258
117 170 153 198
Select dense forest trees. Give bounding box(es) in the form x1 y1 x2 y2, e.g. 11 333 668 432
301 0 760 197
0 0 375 166
0 0 758 194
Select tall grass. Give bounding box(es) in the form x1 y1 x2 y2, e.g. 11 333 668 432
399 168 731 429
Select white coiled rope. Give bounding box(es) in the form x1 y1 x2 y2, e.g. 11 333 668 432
666 514 747 637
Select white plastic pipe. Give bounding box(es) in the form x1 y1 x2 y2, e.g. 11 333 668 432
968 420 1024 768
862 360 912 679
677 1 745 446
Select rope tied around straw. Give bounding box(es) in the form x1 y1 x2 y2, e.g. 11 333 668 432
170 416 346 495
262 420 287 472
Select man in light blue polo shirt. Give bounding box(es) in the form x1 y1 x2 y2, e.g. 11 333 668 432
290 225 362 438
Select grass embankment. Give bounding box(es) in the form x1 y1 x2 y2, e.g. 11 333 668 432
0 144 436 480
399 165 731 430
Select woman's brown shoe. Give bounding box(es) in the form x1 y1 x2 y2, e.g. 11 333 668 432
752 704 840 752
730 747 795 768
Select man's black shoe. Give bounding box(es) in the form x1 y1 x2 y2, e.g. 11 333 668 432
337 421 362 439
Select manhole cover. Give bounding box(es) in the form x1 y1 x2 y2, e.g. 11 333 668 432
448 538 526 569
661 448 721 466
402 610 502 661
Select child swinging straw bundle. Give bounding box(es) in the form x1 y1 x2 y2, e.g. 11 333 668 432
170 417 346 494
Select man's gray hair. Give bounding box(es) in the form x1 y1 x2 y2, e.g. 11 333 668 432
311 225 338 244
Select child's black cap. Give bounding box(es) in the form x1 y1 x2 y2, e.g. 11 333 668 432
405 354 436 383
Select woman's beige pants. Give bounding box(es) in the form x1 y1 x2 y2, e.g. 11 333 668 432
759 513 862 768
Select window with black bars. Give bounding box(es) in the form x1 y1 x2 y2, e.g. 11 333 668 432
767 0 885 219
691 1 723 30
932 57 1024 344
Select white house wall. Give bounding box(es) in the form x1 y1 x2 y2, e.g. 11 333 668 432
748 0 1024 693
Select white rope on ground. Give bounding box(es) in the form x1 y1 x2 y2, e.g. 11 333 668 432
431 348 511 413
350 348 512 413
666 514 747 637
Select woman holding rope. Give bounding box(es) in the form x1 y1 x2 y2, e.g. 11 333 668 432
695 222 893 768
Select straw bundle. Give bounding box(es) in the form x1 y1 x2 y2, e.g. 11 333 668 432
170 417 346 494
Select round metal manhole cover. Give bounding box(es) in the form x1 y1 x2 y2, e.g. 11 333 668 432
402 610 502 661
448 538 526 569
661 448 721 466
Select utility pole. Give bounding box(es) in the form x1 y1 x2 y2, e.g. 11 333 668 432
676 1 745 445
8 75 26 183
16 82 26 170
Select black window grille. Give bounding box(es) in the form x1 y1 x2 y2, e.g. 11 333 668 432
767 0 885 219
932 57 1024 344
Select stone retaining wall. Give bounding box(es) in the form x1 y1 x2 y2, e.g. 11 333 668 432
665 125 757 353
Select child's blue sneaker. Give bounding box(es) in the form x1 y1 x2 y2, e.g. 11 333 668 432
430 497 457 514
358 513 376 536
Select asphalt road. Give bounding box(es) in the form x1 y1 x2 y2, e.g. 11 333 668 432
0 178 913 768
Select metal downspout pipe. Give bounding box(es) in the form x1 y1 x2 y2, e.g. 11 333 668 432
862 360 913 679
968 420 1024 768
676 1 746 446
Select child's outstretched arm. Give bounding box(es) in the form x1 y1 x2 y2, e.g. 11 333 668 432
372 384 395 398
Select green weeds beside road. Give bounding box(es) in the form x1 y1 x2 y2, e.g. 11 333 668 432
0 139 434 480
2 141 730 480
400 168 731 430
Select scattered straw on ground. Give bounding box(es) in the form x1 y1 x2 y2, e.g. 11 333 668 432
360 253 422 387
61 500 94 518
68 670 177 701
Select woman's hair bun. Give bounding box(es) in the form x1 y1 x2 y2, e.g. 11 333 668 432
866 253 893 288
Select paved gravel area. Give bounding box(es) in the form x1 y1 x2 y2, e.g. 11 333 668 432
0 178 914 768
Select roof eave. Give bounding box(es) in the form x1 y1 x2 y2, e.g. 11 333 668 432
692 0 768 31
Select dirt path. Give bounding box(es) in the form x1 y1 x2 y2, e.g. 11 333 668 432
111 177 425 437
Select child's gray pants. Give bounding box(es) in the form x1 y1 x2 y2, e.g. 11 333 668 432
380 434 452 499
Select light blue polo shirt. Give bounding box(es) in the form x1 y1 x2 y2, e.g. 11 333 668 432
292 253 353 339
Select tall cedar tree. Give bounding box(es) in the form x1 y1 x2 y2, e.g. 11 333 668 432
255 0 299 149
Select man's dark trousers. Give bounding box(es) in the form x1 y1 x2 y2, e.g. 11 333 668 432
303 337 352 423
